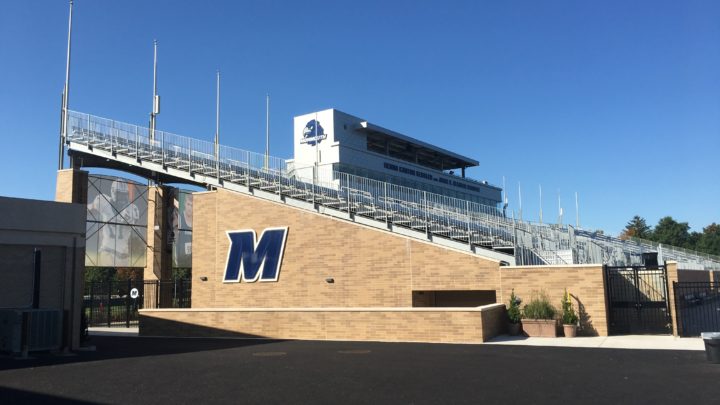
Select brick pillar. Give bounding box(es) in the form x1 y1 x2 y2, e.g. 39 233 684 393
144 185 173 308
666 261 679 337
55 169 88 204
144 185 172 281
55 169 88 350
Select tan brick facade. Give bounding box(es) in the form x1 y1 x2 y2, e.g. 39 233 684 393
666 262 679 336
141 187 619 341
144 186 171 282
140 304 507 343
55 169 88 204
497 265 609 336
191 188 501 309
677 269 712 283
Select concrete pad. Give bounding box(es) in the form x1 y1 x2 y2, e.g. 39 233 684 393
486 334 705 351
88 327 139 337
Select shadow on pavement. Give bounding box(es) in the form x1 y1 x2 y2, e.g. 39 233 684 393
0 386 100 404
0 335 283 372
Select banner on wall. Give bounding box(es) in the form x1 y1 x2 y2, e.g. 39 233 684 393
168 189 193 269
85 176 148 267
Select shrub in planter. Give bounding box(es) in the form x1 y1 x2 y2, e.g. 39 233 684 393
507 290 522 336
522 291 558 337
561 289 579 338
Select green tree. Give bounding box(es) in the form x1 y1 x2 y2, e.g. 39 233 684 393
652 216 691 248
697 223 720 256
620 215 652 240
84 267 117 283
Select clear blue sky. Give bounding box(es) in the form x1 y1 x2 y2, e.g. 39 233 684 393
1 0 718 236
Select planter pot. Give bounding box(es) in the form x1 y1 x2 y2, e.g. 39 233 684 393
563 324 577 338
508 322 522 336
522 319 557 337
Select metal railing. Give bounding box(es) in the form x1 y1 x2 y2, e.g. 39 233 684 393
66 111 720 269
84 279 191 328
673 281 720 336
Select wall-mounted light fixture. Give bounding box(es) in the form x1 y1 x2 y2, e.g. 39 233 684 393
200 276 208 281
325 277 334 284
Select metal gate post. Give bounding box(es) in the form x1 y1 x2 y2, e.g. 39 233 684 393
125 278 131 328
88 283 94 326
662 261 672 334
603 264 611 332
179 279 185 308
106 279 112 328
672 280 679 336
633 267 642 333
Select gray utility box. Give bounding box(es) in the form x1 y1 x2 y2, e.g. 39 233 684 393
0 309 63 354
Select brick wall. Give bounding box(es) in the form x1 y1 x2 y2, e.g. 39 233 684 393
140 304 506 343
677 269 712 283
191 189 501 309
666 262 679 336
144 186 171 282
55 169 88 204
497 265 608 336
144 187 618 342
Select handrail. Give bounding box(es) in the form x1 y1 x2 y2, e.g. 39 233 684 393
65 110 720 270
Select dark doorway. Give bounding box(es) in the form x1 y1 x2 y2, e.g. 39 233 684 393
412 290 496 307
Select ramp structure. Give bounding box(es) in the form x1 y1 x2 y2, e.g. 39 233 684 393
65 111 720 269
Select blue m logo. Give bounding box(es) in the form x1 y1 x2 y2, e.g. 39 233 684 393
223 227 288 283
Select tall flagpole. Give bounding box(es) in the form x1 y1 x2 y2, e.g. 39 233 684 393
265 93 270 170
314 112 319 184
518 182 523 222
214 70 220 160
502 176 508 218
557 191 563 226
539 184 543 224
150 39 159 141
59 0 73 170
214 70 220 181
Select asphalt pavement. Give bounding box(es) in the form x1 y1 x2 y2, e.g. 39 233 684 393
1 336 717 404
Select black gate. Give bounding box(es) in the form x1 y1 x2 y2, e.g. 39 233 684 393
604 265 672 335
674 281 720 337
84 279 191 328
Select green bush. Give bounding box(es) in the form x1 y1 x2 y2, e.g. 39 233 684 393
507 290 522 324
561 289 579 325
522 291 557 320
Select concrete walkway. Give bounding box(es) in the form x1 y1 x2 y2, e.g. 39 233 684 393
486 334 706 351
88 327 706 351
88 327 139 337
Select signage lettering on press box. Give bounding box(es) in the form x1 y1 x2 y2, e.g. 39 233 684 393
223 227 288 283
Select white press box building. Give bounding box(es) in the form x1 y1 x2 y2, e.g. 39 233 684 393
288 109 502 207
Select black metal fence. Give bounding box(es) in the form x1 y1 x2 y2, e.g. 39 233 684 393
674 281 720 337
604 265 672 335
84 279 191 328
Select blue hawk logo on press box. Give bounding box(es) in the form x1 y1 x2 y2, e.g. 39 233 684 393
301 119 327 146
